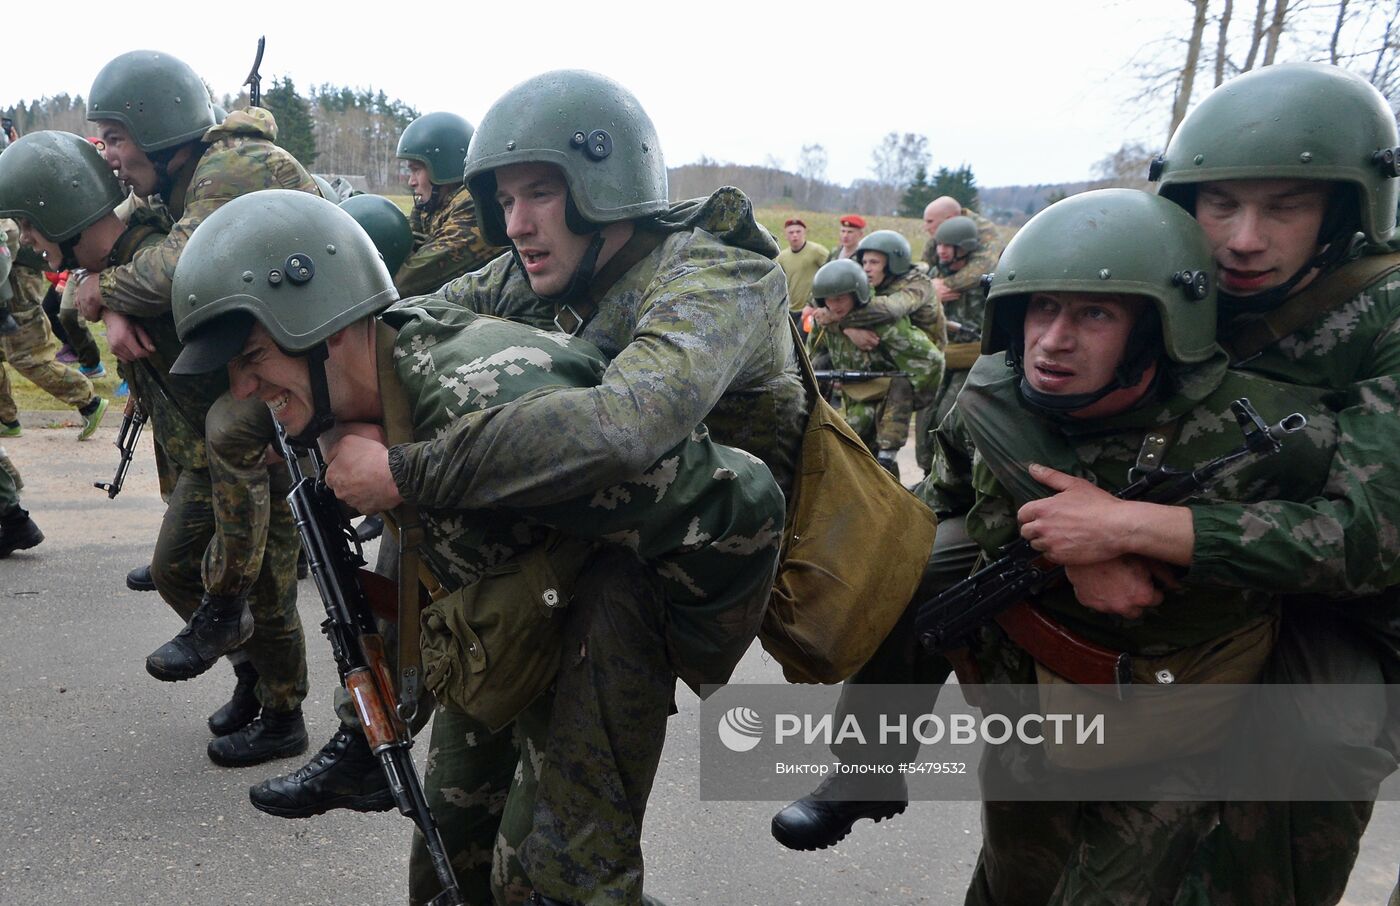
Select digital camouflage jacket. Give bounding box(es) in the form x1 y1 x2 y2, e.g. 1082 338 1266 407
399 187 808 503
381 299 785 687
834 268 948 348
395 183 504 298
922 351 1338 653
1178 259 1400 596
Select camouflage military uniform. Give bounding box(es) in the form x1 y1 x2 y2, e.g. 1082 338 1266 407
96 110 313 712
925 351 1342 906
402 188 807 904
379 301 784 906
0 444 20 513
0 220 98 421
1172 257 1400 906
916 213 1000 472
919 206 1004 276
395 183 505 297
807 313 942 452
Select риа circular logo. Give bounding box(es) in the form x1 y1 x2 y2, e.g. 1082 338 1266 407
717 706 763 753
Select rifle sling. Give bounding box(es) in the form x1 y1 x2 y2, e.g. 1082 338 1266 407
374 322 428 722
995 601 1133 696
1222 251 1400 364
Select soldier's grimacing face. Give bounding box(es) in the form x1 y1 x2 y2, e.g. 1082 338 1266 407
95 120 159 198
784 224 806 251
495 162 595 298
228 323 317 434
16 220 62 264
1022 292 1142 397
1194 178 1330 296
861 251 888 286
406 161 432 205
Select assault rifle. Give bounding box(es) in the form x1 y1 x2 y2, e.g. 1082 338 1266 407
945 319 981 344
915 398 1307 654
244 37 265 108
93 397 147 498
814 369 911 383
272 423 463 906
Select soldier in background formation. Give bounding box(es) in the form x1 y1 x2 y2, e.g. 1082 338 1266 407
0 217 108 440
27 50 319 768
394 111 506 297
806 257 940 476
776 216 828 327
826 212 866 261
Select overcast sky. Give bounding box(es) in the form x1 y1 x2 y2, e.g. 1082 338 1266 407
4 2 1190 188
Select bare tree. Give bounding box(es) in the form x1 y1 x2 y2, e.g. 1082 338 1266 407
1216 0 1235 85
1242 0 1269 69
1170 0 1212 136
798 144 828 184
1332 0 1353 63
1262 0 1291 64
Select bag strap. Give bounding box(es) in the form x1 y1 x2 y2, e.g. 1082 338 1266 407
374 322 428 723
1223 251 1400 363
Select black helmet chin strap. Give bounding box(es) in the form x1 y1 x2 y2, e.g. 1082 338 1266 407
57 235 82 271
515 232 607 312
286 343 337 447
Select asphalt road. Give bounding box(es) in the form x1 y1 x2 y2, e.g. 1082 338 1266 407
0 417 1394 905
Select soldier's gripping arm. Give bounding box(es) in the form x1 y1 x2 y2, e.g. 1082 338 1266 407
393 244 790 509
273 424 463 906
839 282 929 330
916 399 1306 651
94 396 147 498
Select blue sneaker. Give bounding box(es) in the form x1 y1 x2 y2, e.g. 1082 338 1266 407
116 381 129 398
80 362 107 379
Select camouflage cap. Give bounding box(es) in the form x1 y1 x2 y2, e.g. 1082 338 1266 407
983 188 1216 364
0 131 127 241
855 229 914 276
1151 62 1400 243
87 50 217 153
464 70 668 246
811 258 871 307
171 190 397 374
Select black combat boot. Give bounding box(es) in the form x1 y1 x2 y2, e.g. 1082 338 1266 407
126 564 157 592
876 449 901 481
0 508 44 558
770 772 908 851
144 593 255 682
248 725 393 818
207 706 309 767
209 660 260 736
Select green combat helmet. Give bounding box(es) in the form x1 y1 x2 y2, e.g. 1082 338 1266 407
934 215 980 256
1151 62 1399 245
983 188 1217 411
340 194 413 276
811 258 871 308
170 190 398 441
0 131 126 245
87 50 217 152
464 70 668 247
396 112 475 186
855 229 914 276
312 174 339 202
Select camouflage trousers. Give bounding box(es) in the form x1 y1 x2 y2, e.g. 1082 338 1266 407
56 285 101 370
411 548 675 906
916 367 969 473
0 444 19 514
963 636 1222 906
0 302 94 421
150 394 308 711
845 375 917 453
1172 601 1398 906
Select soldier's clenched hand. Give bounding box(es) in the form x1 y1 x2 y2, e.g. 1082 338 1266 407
1064 556 1176 619
842 327 881 351
101 310 155 361
74 272 104 322
322 429 404 514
